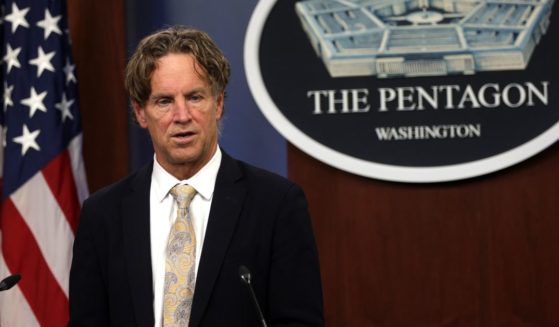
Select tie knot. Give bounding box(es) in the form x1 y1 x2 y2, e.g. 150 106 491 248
170 184 197 209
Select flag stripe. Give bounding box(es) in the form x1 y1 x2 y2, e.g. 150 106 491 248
41 149 80 232
0 249 39 326
11 171 74 297
0 246 40 327
1 199 69 327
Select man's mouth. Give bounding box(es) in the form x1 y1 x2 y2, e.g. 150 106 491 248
172 131 195 142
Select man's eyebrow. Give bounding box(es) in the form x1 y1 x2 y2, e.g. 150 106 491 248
184 87 208 96
148 87 211 101
149 93 172 101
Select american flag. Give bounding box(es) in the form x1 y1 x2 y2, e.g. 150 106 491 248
0 0 88 325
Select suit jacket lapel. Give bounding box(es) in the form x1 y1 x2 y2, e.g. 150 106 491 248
122 163 155 327
190 153 246 327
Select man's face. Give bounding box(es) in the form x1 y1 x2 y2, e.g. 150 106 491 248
133 53 223 179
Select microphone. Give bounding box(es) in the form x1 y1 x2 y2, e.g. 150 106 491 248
0 274 21 291
239 265 268 327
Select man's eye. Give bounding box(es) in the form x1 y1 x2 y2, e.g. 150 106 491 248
190 94 203 102
157 98 172 106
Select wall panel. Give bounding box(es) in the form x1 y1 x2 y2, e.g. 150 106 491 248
289 144 559 326
67 0 128 192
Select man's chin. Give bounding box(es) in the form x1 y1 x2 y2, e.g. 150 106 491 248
169 155 197 165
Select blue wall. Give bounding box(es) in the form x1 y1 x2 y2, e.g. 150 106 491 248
125 0 287 176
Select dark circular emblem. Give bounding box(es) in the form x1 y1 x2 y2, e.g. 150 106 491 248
245 0 558 182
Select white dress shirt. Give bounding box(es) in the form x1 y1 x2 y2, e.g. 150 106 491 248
150 147 222 327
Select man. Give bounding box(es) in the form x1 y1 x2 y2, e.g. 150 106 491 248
68 26 324 327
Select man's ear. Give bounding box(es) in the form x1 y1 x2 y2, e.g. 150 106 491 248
132 101 147 127
216 92 224 120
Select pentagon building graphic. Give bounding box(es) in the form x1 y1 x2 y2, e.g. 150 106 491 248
295 0 554 78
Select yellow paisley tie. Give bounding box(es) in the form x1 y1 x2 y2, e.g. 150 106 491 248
163 184 197 327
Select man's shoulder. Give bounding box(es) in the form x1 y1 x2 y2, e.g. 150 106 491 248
223 154 301 196
84 161 153 206
238 160 290 184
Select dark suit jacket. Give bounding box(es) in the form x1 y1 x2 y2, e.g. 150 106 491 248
68 152 324 326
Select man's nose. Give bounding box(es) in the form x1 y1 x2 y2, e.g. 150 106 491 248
173 100 192 121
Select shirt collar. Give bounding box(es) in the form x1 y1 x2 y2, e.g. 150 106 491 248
152 147 222 202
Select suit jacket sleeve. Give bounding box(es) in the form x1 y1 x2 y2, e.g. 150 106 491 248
266 183 324 326
68 196 110 326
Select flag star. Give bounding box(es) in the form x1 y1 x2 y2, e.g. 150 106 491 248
37 9 62 39
55 93 75 122
4 82 14 111
13 124 41 155
21 87 48 118
4 3 30 33
29 47 56 77
3 44 22 73
63 59 77 84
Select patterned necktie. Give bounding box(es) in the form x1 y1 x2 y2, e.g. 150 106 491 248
163 184 197 327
